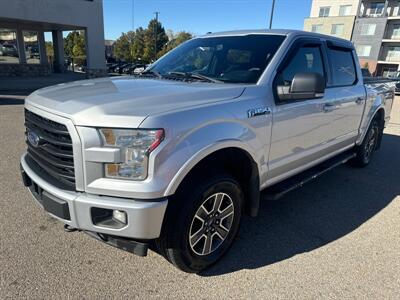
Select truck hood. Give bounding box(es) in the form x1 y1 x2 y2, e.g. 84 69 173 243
25 77 245 127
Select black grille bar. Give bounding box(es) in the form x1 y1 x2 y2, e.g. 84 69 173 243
24 109 76 190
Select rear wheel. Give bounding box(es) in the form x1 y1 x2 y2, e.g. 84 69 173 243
157 174 243 273
351 119 381 167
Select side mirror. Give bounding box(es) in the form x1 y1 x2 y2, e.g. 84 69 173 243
277 72 325 101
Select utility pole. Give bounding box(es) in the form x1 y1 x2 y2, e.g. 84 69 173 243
269 0 276 29
154 11 160 61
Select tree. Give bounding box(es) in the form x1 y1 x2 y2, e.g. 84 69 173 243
64 31 85 58
113 31 136 62
143 18 168 62
45 41 54 57
131 27 146 62
159 31 193 57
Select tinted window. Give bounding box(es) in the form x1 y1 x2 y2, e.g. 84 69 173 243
328 48 356 86
151 35 286 84
277 46 324 86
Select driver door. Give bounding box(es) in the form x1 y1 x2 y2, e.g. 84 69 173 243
267 40 339 184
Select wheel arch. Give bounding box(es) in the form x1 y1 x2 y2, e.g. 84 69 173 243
165 144 261 217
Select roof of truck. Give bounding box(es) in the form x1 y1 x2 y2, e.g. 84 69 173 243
200 29 354 48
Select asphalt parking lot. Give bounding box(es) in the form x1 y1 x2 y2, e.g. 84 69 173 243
0 94 399 299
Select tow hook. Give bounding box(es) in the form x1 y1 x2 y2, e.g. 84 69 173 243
64 224 79 232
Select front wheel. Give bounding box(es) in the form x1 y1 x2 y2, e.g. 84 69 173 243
157 174 243 273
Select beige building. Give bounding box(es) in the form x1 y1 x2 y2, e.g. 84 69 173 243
304 0 361 40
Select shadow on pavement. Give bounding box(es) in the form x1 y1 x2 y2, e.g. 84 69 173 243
0 96 25 105
202 133 400 276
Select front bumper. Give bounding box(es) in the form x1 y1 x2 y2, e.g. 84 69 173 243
20 153 168 240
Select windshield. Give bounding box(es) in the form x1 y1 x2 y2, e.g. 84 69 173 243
150 34 286 84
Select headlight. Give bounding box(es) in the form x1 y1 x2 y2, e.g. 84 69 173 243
99 128 164 180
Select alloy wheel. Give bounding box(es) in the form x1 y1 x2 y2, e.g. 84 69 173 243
189 193 235 256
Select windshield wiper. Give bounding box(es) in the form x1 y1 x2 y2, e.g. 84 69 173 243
137 69 162 78
167 71 223 83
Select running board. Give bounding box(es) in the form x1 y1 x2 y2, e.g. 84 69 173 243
262 151 356 201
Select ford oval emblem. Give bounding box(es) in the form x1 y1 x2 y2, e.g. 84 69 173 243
27 131 40 147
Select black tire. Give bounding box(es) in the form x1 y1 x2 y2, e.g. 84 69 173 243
156 173 243 273
351 118 381 167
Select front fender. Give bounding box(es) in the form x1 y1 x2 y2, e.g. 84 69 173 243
164 138 259 196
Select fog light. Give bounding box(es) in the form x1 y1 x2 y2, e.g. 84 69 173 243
113 210 127 224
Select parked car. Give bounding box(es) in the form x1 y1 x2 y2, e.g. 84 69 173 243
1 44 18 57
29 45 40 59
114 63 128 74
21 30 394 273
122 63 134 74
128 63 148 75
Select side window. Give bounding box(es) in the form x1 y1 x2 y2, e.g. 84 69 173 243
278 45 324 86
328 48 356 86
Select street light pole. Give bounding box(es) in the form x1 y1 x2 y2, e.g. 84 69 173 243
269 0 276 29
154 11 160 61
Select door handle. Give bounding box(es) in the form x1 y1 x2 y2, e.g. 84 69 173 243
322 103 336 112
355 97 364 104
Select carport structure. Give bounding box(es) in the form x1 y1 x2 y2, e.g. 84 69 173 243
0 0 106 77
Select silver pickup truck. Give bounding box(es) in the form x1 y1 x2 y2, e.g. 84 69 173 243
20 30 394 273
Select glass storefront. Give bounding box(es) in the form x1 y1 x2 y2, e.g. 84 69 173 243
0 29 19 64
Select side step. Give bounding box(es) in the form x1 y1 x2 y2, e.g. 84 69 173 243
262 151 356 201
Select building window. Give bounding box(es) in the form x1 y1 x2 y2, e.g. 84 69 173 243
356 45 372 57
311 24 323 33
0 29 20 64
360 24 377 35
386 46 400 61
23 31 40 64
339 5 352 16
319 6 330 17
331 24 344 36
391 24 400 39
368 2 385 16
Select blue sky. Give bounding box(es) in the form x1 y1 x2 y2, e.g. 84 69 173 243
103 0 312 40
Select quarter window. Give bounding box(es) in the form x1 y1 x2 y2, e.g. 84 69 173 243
328 48 356 86
319 6 330 17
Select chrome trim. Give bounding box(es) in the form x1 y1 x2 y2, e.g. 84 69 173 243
85 147 122 163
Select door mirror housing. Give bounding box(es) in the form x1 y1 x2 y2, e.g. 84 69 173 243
277 72 325 101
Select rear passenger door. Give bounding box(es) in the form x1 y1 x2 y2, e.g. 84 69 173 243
325 44 366 142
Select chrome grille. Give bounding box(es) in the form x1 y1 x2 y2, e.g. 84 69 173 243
24 109 76 190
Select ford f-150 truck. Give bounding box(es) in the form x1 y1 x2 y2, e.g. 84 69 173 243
20 30 394 273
